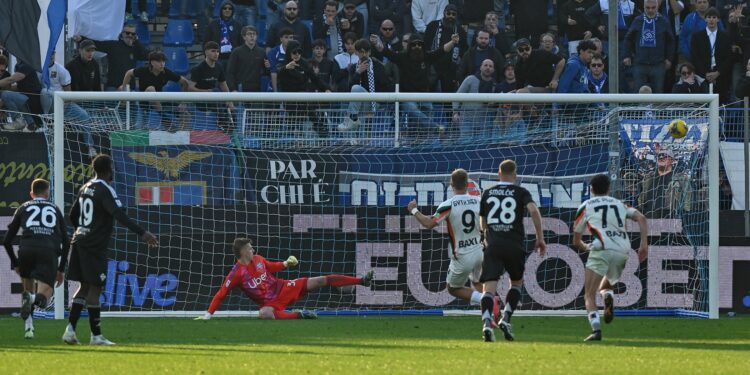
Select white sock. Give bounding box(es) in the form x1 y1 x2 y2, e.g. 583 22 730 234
25 316 33 330
30 293 36 304
66 323 75 332
470 291 482 305
601 290 614 299
588 311 601 331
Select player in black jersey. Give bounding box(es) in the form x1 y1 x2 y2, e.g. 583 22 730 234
3 179 69 339
478 160 546 342
62 154 158 346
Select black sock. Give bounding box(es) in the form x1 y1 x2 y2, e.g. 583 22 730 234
33 294 47 308
68 298 85 330
88 305 102 336
480 293 495 328
504 287 521 323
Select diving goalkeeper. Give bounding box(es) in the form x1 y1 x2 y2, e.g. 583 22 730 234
196 238 373 320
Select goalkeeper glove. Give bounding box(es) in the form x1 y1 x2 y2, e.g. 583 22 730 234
284 255 299 268
194 312 212 320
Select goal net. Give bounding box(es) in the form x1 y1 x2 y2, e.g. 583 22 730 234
46 92 719 318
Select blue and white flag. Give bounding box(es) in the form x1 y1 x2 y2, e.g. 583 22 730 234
0 0 65 84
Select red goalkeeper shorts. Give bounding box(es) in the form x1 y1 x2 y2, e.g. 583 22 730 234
264 277 309 311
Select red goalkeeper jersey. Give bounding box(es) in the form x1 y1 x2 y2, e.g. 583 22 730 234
207 255 287 314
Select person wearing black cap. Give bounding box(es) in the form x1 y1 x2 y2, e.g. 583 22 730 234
424 4 468 92
513 37 565 92
64 39 101 155
372 31 460 138
277 39 332 137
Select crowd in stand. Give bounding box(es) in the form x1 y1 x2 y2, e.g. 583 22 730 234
2 0 750 141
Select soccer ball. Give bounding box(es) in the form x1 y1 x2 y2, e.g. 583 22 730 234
668 119 688 139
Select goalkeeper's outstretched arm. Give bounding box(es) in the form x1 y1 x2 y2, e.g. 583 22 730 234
196 271 239 320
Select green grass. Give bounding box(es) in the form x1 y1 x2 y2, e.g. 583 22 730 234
1 316 748 374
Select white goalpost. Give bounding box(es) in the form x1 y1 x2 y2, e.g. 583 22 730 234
50 92 720 320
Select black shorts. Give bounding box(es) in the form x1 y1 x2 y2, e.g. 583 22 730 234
480 240 526 282
67 244 109 286
18 247 58 287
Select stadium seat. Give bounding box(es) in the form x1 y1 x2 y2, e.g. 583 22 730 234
168 0 201 18
135 21 151 46
164 47 189 76
192 111 218 130
163 19 194 47
131 0 156 19
162 81 182 92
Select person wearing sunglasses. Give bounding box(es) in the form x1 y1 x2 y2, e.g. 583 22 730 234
586 54 609 94
671 62 708 93
512 37 565 93
266 1 312 57
557 39 597 94
86 23 149 92
205 1 244 68
424 4 468 92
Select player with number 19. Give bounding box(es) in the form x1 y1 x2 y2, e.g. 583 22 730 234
573 174 648 342
407 169 484 308
478 160 546 342
3 179 69 339
63 154 159 346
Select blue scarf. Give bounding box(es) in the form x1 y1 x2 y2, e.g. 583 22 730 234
586 71 608 93
640 15 657 48
220 18 232 53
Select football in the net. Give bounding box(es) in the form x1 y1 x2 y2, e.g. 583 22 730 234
668 119 688 139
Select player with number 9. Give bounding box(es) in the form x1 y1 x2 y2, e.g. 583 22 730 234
63 154 158 346
407 169 485 309
478 160 546 342
3 179 69 339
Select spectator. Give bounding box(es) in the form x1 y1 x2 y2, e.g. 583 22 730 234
90 24 149 91
412 0 449 34
310 39 337 89
425 4 468 92
205 0 244 68
453 58 499 142
509 0 548 47
638 148 691 219
333 32 360 92
267 28 296 92
623 0 675 93
717 0 749 26
227 26 271 92
338 39 394 131
691 7 732 103
482 11 512 58
496 61 518 93
539 32 564 59
457 29 505 84
672 62 709 93
338 0 366 40
277 40 332 137
496 104 528 145
680 0 724 60
65 39 103 151
121 51 189 93
562 0 597 56
0 58 43 131
513 38 566 93
370 20 402 85
313 1 346 60
374 33 460 136
266 0 287 28
267 1 312 57
40 51 71 113
232 0 258 28
372 0 405 34
584 0 637 42
189 41 235 133
734 58 750 97
402 33 412 51
557 39 596 93
586 54 609 94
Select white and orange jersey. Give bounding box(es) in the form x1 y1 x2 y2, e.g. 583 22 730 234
432 193 482 259
574 195 637 252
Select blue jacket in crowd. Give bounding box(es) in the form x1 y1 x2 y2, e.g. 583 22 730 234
557 54 589 94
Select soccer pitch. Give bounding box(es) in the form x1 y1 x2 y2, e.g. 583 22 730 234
1 316 748 374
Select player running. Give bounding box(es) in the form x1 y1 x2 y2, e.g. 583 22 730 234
63 154 159 346
407 168 485 309
196 238 374 320
3 179 69 339
479 160 546 342
573 174 648 342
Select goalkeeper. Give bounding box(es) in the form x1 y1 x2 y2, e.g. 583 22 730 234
196 238 373 320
